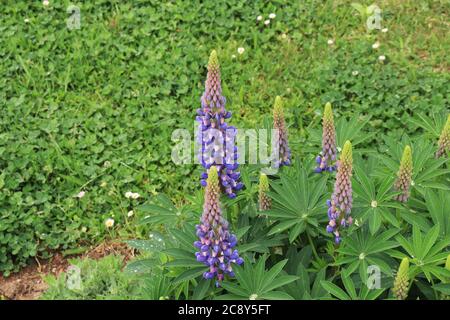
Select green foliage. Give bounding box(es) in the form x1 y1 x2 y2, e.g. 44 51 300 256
392 225 450 282
41 255 138 300
218 256 298 300
321 268 386 300
265 166 328 243
0 0 448 301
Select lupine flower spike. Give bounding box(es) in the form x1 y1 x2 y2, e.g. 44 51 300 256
435 114 450 158
315 102 337 173
394 145 413 202
258 173 271 211
194 166 243 286
326 140 353 244
393 257 410 300
272 96 291 168
196 50 243 198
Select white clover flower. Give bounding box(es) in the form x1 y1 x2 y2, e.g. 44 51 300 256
256 15 263 21
352 70 359 76
24 18 30 23
269 13 276 19
378 55 386 62
372 41 380 49
131 192 140 199
127 210 134 217
81 227 87 233
43 0 49 6
264 19 270 26
381 28 388 33
103 160 111 168
231 54 236 59
105 218 115 228
75 191 86 199
327 39 334 45
237 47 245 55
125 191 133 198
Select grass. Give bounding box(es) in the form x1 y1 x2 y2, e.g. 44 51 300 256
0 0 448 275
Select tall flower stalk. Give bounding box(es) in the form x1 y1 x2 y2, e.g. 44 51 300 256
326 140 353 244
196 50 243 198
394 145 413 202
194 166 243 286
393 257 410 300
435 114 450 158
315 102 337 173
272 96 291 168
258 173 271 211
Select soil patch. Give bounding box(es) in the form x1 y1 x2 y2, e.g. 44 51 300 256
0 241 135 300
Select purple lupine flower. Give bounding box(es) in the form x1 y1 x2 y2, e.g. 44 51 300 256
196 50 243 198
194 166 243 286
315 102 337 173
326 140 353 244
394 145 413 202
272 96 291 168
435 115 450 158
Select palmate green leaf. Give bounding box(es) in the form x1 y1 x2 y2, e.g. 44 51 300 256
220 256 297 300
220 281 251 298
368 209 382 235
399 209 432 232
433 283 450 295
336 228 399 278
354 165 375 199
395 224 450 282
263 275 299 292
268 219 299 236
424 189 450 236
408 112 447 138
170 226 197 250
192 279 212 300
125 258 158 274
421 225 440 259
261 259 288 291
341 269 357 299
289 221 306 243
173 266 208 284
259 291 294 300
165 259 205 268
164 248 194 260
266 166 327 242
320 280 350 300
378 136 449 193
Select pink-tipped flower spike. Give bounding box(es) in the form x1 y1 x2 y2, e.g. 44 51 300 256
258 173 271 211
436 115 450 158
394 145 413 202
272 96 291 168
194 166 243 286
196 50 243 198
326 140 353 244
315 102 337 173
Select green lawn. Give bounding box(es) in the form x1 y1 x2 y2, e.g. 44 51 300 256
0 0 448 275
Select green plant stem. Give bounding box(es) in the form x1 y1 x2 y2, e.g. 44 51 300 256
307 232 320 261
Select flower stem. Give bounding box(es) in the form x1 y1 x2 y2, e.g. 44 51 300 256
307 232 320 261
